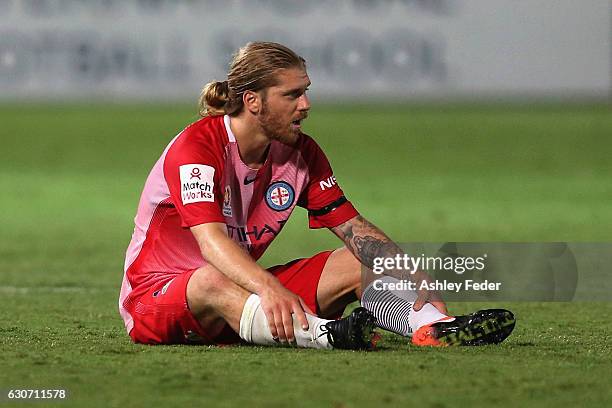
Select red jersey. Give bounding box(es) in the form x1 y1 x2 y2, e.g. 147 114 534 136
119 114 359 333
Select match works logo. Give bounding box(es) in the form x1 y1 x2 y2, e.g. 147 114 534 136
265 181 295 211
190 167 202 179
179 164 215 204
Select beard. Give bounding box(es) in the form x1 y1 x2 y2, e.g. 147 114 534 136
257 101 300 146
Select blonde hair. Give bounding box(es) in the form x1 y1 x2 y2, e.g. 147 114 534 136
198 42 306 117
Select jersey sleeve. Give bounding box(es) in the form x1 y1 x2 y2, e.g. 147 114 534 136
297 135 359 229
163 128 226 228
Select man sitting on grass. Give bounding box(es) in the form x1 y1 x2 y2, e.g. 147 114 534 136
119 41 515 349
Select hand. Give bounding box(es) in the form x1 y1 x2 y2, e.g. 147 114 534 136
259 284 313 344
411 271 448 315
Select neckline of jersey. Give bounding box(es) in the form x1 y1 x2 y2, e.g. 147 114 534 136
223 114 237 142
224 114 271 174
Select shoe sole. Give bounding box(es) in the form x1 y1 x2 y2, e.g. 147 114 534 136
358 312 378 350
346 307 378 350
433 309 516 346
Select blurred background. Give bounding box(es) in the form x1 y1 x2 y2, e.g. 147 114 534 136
1 0 609 102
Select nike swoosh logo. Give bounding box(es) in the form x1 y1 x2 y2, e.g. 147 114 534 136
244 176 256 185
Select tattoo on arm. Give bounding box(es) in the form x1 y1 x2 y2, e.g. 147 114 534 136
334 216 403 276
334 216 444 305
353 235 397 268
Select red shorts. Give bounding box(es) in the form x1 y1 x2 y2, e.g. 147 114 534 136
128 250 335 345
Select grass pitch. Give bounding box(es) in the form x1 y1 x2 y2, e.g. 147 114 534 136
1 103 611 407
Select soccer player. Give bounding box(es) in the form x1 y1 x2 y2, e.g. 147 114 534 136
119 42 515 349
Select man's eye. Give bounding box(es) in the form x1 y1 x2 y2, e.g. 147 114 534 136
289 89 308 98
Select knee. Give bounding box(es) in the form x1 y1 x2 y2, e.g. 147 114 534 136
186 265 236 317
332 247 363 292
188 265 231 296
334 247 381 293
339 247 363 275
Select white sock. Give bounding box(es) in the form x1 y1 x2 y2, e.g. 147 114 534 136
239 294 332 349
409 302 452 332
361 275 451 336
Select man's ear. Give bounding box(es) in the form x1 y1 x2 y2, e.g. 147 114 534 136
243 91 261 114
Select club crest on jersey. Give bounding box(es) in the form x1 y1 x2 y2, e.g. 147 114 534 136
265 181 295 211
223 185 232 217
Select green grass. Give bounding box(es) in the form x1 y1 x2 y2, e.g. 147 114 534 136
1 103 611 407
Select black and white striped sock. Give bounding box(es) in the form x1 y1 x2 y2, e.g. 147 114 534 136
361 276 448 336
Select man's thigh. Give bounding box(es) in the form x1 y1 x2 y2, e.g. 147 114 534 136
269 249 358 319
314 247 362 319
129 249 358 345
129 269 223 345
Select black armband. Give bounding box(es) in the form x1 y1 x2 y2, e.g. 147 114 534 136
308 196 348 217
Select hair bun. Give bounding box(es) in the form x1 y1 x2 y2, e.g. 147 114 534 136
198 80 230 116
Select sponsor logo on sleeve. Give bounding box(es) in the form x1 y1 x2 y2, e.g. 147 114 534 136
319 175 337 191
179 164 215 204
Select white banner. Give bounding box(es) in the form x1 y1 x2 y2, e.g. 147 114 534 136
0 0 609 100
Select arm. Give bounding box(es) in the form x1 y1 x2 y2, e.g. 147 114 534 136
331 215 447 313
190 223 312 342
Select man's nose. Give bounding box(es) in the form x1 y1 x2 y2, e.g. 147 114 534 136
297 93 311 111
